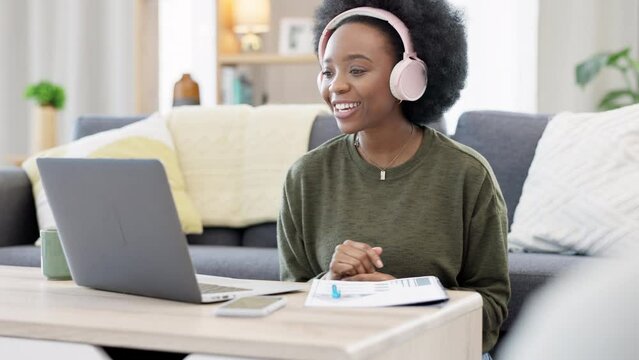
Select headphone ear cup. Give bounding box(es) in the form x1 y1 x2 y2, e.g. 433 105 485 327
317 72 323 92
389 59 427 101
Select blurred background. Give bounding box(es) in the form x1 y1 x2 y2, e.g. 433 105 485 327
0 0 637 165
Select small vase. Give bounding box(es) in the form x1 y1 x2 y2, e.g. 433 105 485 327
30 105 57 154
173 73 200 106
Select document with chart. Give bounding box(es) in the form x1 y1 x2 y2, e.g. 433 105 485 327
305 276 449 307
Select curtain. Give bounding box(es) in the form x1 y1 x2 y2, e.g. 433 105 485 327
0 0 135 165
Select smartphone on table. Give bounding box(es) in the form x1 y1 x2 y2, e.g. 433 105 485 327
215 296 287 317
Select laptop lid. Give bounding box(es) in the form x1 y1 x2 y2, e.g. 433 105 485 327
37 158 206 303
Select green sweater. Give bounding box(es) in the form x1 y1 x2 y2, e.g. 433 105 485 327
277 127 510 352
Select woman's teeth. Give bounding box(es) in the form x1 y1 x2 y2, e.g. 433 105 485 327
334 102 361 111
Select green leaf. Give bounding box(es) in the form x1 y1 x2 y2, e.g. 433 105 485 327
597 89 636 110
606 47 630 66
576 53 609 87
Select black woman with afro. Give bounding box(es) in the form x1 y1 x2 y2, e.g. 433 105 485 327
277 1 509 356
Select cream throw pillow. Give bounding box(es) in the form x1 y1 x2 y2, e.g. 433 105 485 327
22 113 203 236
508 104 639 255
168 104 327 227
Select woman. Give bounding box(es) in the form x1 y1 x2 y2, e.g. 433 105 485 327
277 0 509 356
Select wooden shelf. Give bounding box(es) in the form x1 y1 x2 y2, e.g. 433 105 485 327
218 53 317 65
215 0 322 104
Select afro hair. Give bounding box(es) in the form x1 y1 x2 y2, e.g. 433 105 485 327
314 0 467 125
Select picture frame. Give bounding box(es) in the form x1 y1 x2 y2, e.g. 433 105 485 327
278 17 315 55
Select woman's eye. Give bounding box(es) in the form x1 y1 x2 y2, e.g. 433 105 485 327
321 70 334 78
350 68 366 75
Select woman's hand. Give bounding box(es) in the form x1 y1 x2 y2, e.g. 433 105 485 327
327 240 384 280
342 272 396 281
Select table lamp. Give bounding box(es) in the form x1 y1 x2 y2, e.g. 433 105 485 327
233 0 270 52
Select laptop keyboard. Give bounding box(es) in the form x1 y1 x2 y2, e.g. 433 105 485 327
198 283 250 294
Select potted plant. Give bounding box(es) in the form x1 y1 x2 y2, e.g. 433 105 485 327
24 81 66 153
576 47 639 111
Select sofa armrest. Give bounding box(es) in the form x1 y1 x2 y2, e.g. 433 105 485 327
0 167 39 247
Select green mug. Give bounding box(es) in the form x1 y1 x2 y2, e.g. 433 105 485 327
40 228 72 280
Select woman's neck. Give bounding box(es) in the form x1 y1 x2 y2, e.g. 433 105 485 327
355 119 423 168
356 120 412 152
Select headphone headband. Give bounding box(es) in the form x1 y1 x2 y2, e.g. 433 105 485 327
318 7 418 61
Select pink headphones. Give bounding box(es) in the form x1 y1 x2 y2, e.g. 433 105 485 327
317 6 428 101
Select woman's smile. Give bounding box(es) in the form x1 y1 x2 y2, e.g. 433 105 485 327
332 101 362 119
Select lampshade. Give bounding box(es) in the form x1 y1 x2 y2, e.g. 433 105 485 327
233 0 270 34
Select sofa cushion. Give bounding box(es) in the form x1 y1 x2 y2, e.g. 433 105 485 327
242 223 277 248
187 228 242 246
0 244 281 281
509 105 639 255
453 111 550 226
504 252 596 332
188 245 279 280
0 245 40 267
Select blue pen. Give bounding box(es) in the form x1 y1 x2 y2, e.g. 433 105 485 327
331 284 341 299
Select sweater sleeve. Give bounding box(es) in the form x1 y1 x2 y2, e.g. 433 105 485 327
453 172 511 352
277 170 316 282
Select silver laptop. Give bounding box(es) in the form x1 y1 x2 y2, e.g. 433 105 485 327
36 158 303 303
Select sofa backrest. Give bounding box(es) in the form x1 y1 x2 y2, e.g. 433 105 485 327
452 111 550 226
74 114 341 148
74 115 147 139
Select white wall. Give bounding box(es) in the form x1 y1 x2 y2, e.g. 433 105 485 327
445 0 539 133
538 0 639 113
158 0 216 113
